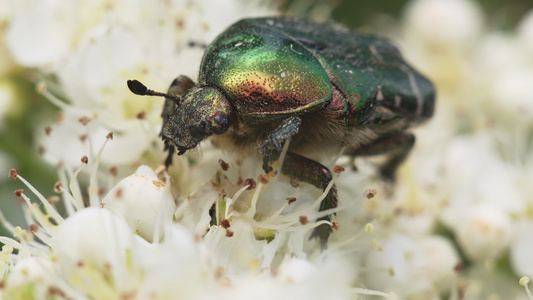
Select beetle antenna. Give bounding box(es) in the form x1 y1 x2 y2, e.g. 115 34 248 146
127 79 181 105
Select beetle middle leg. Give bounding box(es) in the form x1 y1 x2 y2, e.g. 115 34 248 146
279 152 337 249
346 133 415 180
260 115 336 248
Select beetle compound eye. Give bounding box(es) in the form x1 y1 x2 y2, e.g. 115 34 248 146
213 114 228 126
212 114 230 134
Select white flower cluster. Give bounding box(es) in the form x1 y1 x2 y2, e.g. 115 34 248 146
3 139 391 299
2 0 533 298
2 0 273 170
0 0 383 299
391 0 533 297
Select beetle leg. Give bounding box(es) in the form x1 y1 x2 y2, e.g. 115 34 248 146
279 152 337 249
160 75 196 168
347 133 415 180
187 41 209 49
163 141 175 169
260 116 302 173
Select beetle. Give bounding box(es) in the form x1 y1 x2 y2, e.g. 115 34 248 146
127 17 435 247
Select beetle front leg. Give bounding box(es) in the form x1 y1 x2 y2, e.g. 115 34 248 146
260 116 302 173
160 75 196 168
347 133 415 180
279 152 337 249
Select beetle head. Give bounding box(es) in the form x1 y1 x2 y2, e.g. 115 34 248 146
161 87 233 154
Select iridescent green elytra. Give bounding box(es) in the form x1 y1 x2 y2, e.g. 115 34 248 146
127 17 435 248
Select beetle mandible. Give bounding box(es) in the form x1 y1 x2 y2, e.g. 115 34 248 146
127 17 435 247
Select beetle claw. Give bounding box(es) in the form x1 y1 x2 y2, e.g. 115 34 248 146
259 142 268 154
272 137 283 151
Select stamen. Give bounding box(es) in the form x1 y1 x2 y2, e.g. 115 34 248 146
520 277 533 299
88 133 113 207
350 288 390 297
243 181 265 219
36 82 70 111
70 161 87 210
58 167 81 214
0 237 29 258
16 174 65 224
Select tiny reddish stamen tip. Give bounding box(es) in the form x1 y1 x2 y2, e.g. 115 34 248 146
81 155 89 164
110 166 118 176
286 197 297 205
333 165 345 173
9 169 18 180
78 116 91 126
258 174 269 184
332 220 340 230
366 189 377 199
29 224 39 234
106 132 114 140
225 229 234 237
221 219 231 229
244 178 256 190
136 111 146 120
54 182 63 193
218 159 229 171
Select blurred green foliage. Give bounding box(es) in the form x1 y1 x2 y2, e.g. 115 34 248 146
0 72 58 236
281 0 532 30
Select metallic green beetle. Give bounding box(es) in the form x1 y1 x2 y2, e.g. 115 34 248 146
128 17 435 247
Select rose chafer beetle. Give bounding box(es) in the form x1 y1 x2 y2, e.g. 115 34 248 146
128 17 435 247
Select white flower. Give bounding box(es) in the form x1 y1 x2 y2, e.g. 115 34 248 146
475 33 526 76
511 220 533 277
7 0 275 170
278 258 318 283
518 9 533 54
103 165 176 242
455 203 513 262
404 0 483 46
463 264 527 299
491 66 533 118
4 257 59 299
134 224 216 300
362 233 458 298
38 114 149 168
3 158 372 299
419 237 460 293
6 0 70 67
52 207 148 298
6 0 533 298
